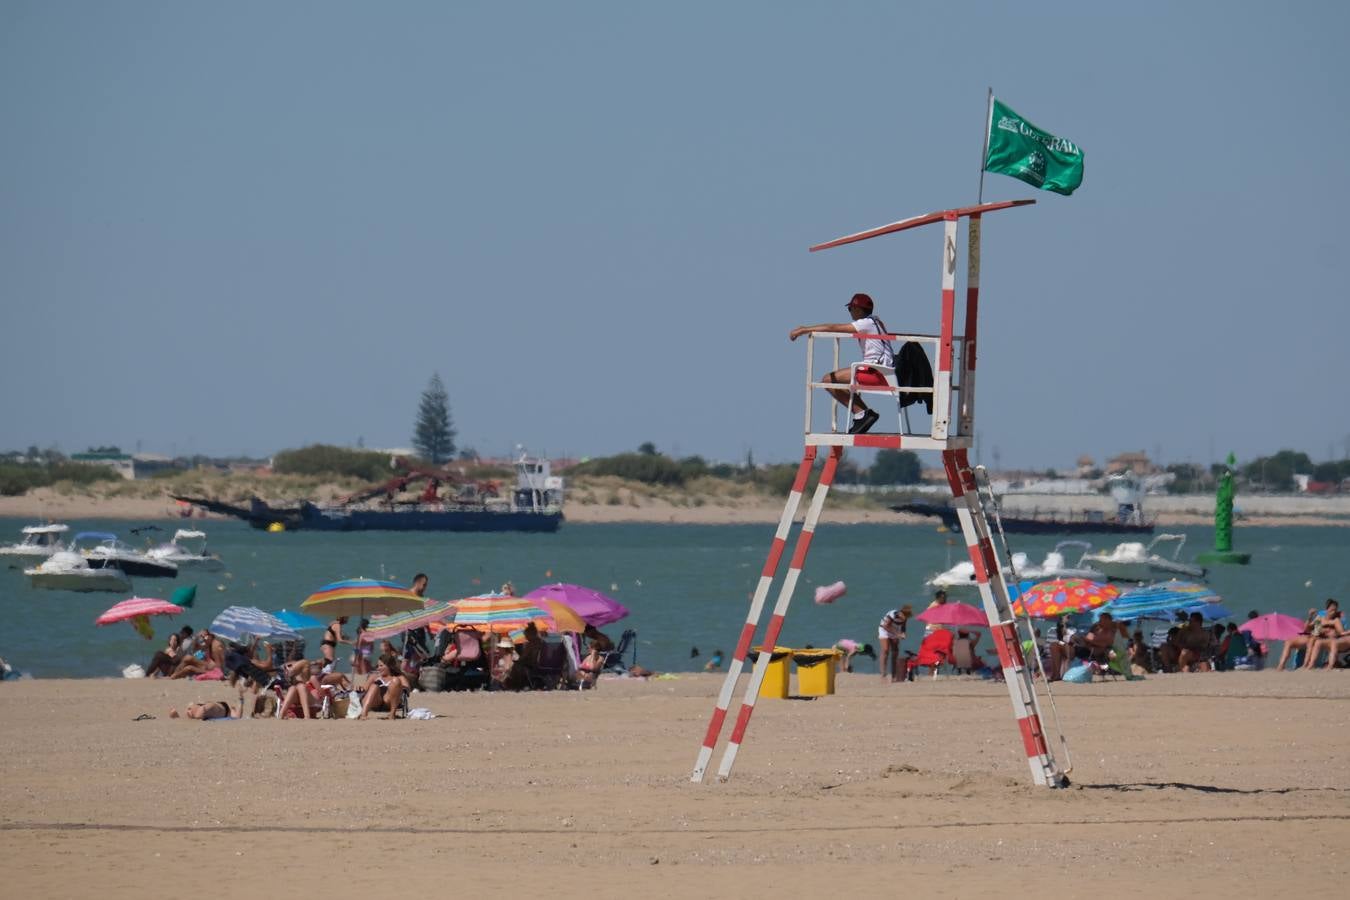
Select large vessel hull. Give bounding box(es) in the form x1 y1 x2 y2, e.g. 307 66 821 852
291 503 563 532
892 502 1153 535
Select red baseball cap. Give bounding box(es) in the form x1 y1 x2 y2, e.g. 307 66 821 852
846 293 873 313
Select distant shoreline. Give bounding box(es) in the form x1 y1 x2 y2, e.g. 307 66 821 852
1 486 1346 527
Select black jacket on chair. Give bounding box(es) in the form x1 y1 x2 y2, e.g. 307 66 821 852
897 341 934 413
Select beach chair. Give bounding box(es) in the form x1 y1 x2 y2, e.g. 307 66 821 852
443 630 488 691
907 630 954 679
602 629 637 672
529 639 568 690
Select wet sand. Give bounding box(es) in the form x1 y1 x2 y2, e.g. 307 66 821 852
1 672 1346 897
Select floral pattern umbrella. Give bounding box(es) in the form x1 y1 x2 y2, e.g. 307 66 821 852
1011 578 1119 619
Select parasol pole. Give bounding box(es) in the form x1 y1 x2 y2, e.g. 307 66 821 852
977 87 993 204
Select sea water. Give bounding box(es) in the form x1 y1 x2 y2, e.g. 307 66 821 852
1 517 1345 678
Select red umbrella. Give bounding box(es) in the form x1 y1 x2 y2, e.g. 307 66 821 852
915 602 990 628
1238 612 1306 642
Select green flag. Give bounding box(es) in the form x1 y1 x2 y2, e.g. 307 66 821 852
983 98 1084 196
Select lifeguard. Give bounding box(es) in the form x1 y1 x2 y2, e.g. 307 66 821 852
788 292 894 434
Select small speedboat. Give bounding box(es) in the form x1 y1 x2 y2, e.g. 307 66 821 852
1018 541 1106 582
926 552 1032 595
1079 534 1206 582
145 529 224 572
0 523 70 567
26 551 132 592
75 532 178 579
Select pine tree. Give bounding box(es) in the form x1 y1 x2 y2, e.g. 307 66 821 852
412 373 456 464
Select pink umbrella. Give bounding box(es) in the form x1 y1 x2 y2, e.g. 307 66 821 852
1238 612 1306 642
916 602 990 628
95 597 185 625
524 583 629 626
95 597 185 640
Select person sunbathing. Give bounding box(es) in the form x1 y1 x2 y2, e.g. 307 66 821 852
169 631 225 679
358 654 409 719
1176 613 1216 672
1276 608 1325 670
1303 603 1347 670
169 699 236 720
577 640 606 688
145 630 187 678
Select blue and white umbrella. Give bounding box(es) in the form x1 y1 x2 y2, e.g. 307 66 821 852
210 606 301 643
1097 580 1220 621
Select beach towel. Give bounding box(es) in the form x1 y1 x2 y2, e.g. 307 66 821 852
194 668 224 681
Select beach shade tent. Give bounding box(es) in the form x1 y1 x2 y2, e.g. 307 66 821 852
1011 578 1119 619
1099 580 1220 621
95 597 185 640
300 578 426 620
1239 612 1306 642
210 606 301 644
915 602 990 628
525 583 630 627
272 609 326 631
359 600 458 644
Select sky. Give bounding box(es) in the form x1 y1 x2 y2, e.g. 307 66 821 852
2 1 1347 470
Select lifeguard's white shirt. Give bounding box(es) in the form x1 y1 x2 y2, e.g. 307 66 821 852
852 316 895 367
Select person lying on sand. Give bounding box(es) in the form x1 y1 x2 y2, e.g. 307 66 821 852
169 700 236 720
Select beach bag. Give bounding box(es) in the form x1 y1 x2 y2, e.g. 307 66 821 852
346 691 363 718
418 666 447 693
1062 663 1093 684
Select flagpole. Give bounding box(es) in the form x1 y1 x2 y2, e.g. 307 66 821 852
977 87 993 204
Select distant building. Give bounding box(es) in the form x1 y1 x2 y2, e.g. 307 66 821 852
1106 451 1153 476
131 453 179 479
70 452 135 480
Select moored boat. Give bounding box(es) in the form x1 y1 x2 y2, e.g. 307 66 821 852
0 524 70 567
76 532 179 578
145 529 225 571
26 551 133 592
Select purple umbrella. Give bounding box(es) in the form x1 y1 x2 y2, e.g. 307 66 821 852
525 583 629 627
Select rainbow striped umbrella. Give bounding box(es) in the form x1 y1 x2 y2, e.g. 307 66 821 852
300 578 425 619
448 594 586 634
360 600 457 644
1011 578 1119 618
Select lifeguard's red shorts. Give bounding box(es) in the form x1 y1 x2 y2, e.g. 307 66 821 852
854 366 890 387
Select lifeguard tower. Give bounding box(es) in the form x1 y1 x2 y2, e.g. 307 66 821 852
692 199 1071 789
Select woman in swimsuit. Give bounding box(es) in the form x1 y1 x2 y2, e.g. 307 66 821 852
351 618 373 676
358 654 409 719
169 700 235 720
321 617 349 667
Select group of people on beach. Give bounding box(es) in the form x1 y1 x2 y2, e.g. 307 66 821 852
164 575 635 721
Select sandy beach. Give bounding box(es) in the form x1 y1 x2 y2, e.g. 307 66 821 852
1 672 1346 897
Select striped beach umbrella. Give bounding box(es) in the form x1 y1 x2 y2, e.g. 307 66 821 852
1100 580 1220 621
95 597 184 625
449 594 586 634
210 606 301 644
95 596 185 641
360 600 457 644
1011 578 1119 618
300 578 425 619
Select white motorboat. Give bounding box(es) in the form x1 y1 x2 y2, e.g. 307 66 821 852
75 532 179 579
145 529 224 571
0 523 70 567
1079 533 1206 582
26 551 132 592
1018 541 1106 582
927 552 1031 595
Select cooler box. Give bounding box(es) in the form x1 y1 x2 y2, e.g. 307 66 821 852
751 647 792 699
794 649 842 696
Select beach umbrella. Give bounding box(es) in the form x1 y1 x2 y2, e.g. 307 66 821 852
300 578 425 619
272 608 326 631
359 600 458 644
95 597 184 640
915 602 990 628
1101 580 1220 621
525 583 630 626
1187 603 1233 621
448 594 586 634
534 598 588 634
210 606 300 644
1011 578 1119 619
1239 612 1306 642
